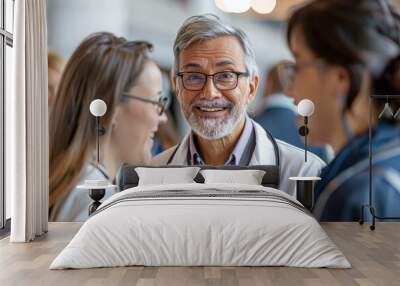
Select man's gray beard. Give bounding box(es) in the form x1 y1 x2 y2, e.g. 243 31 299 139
186 105 245 140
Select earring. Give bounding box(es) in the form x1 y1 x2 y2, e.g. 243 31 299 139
98 126 106 136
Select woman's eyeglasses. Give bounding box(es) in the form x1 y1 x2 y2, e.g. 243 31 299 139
278 60 326 90
122 93 169 115
175 71 249 91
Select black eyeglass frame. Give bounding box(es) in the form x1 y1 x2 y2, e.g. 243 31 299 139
122 93 168 115
284 59 326 73
175 71 249 91
278 59 327 90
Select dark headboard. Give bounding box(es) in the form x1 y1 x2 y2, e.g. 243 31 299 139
116 164 280 191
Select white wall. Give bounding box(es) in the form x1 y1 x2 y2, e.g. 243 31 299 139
47 0 291 70
47 0 130 58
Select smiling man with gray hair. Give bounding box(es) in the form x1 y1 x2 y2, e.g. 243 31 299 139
151 14 325 195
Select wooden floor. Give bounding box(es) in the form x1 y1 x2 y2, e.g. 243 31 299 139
0 222 399 286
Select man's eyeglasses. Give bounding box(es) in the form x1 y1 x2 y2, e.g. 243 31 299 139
122 93 169 115
278 60 326 90
175 71 249 91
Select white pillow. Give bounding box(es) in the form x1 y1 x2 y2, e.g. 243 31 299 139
135 167 201 186
200 169 266 185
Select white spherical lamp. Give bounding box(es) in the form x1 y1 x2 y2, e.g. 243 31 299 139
90 99 107 117
297 99 315 163
297 99 315 117
90 99 107 166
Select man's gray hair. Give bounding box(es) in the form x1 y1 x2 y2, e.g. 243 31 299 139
173 14 258 79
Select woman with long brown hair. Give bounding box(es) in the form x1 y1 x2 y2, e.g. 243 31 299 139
49 32 167 221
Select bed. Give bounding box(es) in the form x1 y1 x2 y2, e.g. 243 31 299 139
49 165 350 269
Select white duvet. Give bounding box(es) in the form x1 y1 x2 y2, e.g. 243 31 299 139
50 183 350 269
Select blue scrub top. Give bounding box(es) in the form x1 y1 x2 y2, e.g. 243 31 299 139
313 121 400 221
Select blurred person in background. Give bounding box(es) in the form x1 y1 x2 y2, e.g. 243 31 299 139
48 51 65 110
151 111 179 155
284 0 400 221
253 61 334 163
49 32 167 221
151 87 179 155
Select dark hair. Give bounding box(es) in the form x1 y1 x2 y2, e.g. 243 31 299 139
287 0 400 122
49 32 153 216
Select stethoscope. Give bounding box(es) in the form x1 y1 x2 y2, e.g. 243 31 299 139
166 126 281 186
265 128 281 169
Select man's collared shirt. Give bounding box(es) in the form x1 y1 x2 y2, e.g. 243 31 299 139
188 116 254 165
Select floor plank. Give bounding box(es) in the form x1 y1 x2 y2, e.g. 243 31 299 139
0 222 399 286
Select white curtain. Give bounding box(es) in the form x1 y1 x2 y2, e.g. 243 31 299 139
7 0 48 242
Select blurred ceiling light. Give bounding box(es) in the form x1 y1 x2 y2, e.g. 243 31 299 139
251 0 277 14
214 0 252 13
215 0 229 12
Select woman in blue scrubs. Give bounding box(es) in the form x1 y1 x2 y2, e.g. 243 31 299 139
283 0 400 221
